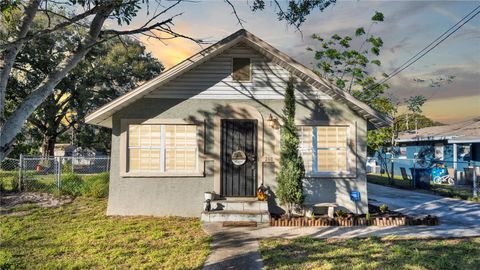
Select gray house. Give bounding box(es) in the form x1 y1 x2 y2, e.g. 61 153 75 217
86 30 391 220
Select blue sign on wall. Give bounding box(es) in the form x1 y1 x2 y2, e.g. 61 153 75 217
350 191 361 202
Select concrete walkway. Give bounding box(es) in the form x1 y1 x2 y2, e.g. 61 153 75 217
202 184 480 269
202 224 263 270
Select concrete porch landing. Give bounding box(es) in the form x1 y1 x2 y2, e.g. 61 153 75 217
201 199 269 223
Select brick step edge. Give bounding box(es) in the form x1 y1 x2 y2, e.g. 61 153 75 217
269 216 439 227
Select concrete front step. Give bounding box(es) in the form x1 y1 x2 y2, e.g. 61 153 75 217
210 199 268 212
201 210 270 223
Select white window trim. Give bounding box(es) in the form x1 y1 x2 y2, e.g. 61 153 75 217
123 123 203 177
299 125 350 177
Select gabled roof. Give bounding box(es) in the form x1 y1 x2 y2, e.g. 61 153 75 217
397 118 480 143
85 29 392 128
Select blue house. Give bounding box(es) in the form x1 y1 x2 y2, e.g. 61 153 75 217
390 118 480 182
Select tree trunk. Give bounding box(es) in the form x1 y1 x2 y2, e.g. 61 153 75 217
0 0 40 122
0 6 112 161
41 135 57 157
0 0 40 161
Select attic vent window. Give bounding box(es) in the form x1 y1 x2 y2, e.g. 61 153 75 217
232 58 251 81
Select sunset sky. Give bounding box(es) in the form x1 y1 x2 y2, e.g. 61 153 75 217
117 1 479 124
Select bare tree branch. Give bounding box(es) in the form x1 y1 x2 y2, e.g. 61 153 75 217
224 0 245 28
0 4 104 50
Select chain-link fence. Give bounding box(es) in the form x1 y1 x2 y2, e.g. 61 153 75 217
367 157 479 199
0 158 20 192
1 155 110 194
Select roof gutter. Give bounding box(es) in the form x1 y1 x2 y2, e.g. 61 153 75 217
395 136 456 143
448 138 480 143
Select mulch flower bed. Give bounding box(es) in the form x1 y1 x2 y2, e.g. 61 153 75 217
269 204 439 227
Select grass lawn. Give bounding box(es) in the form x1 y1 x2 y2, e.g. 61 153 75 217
260 237 480 270
0 198 211 269
367 173 412 189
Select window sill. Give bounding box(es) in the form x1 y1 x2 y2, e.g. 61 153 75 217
121 172 205 178
305 173 356 179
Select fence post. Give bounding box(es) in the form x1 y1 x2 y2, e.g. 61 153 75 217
18 154 23 192
473 166 478 198
56 157 61 194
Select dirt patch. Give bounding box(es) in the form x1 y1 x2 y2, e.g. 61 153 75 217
0 192 73 215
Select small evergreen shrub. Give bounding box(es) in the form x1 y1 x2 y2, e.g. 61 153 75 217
82 172 109 198
60 173 83 196
276 77 305 218
379 204 389 213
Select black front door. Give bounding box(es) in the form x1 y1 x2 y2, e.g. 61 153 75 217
220 119 257 197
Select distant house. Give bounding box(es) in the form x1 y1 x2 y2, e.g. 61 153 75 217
85 30 391 219
392 118 480 179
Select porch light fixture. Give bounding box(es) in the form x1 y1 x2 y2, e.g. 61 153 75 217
266 114 278 129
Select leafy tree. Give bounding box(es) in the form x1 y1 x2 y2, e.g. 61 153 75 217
404 95 427 132
309 11 388 112
250 0 336 28
276 77 305 218
6 18 163 157
395 113 439 132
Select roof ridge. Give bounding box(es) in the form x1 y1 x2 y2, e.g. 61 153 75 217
86 29 392 128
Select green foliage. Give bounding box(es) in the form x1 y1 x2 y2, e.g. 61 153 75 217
4 11 163 156
405 95 427 114
251 0 336 28
82 173 109 198
310 11 389 113
395 113 438 132
60 173 83 196
379 204 389 213
0 171 18 192
276 78 305 216
0 250 14 270
335 209 348 218
371 11 385 21
62 162 73 174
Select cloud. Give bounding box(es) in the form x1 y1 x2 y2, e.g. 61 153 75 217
132 1 478 123
138 23 202 68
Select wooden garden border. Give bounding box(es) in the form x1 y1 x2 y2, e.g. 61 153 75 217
269 215 439 227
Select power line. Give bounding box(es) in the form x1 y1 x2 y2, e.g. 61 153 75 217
387 5 480 79
368 5 480 91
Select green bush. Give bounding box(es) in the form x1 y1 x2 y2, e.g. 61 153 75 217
0 250 14 270
0 171 18 192
82 172 109 198
379 204 389 213
62 162 73 174
60 173 83 196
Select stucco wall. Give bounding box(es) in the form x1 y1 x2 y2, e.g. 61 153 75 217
107 98 369 217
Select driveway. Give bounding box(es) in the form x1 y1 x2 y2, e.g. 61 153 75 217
367 183 480 227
